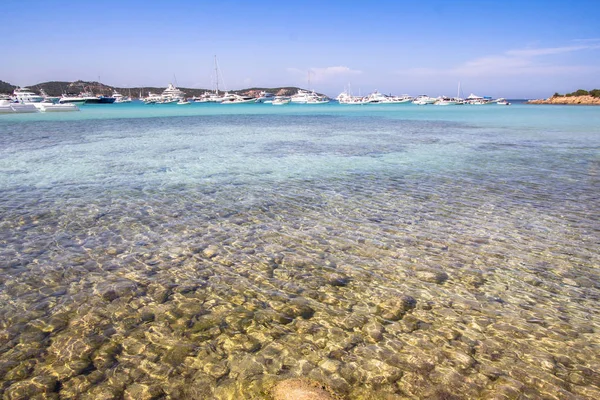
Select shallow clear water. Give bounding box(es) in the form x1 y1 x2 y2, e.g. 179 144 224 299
1 102 599 399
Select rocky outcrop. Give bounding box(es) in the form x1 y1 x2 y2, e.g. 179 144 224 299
527 95 600 105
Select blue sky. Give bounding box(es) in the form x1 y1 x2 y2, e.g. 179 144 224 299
2 0 599 98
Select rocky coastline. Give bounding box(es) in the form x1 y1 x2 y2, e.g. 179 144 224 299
527 95 600 105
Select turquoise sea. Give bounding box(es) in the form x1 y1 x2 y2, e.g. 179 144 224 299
0 101 599 399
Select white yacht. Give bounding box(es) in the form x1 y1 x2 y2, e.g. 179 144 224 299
361 90 390 104
161 83 185 102
290 89 329 104
306 96 329 104
34 101 79 112
143 92 162 104
220 93 256 104
255 91 276 103
387 95 413 103
412 95 438 105
337 90 363 105
272 96 291 105
59 94 86 105
290 89 316 103
40 89 60 103
465 93 494 105
13 87 44 103
113 90 132 103
0 99 39 113
192 91 224 103
434 96 459 106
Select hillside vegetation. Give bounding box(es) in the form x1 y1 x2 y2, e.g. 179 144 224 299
553 89 600 98
527 89 600 105
0 80 15 93
0 80 312 98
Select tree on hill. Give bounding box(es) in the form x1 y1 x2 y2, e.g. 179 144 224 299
0 80 16 94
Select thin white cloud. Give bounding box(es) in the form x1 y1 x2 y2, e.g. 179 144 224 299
396 41 600 78
506 44 600 57
573 38 600 43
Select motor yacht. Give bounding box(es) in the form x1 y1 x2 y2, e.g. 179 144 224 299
34 101 79 112
465 94 494 105
220 93 256 104
412 95 438 105
113 90 132 103
161 83 185 102
387 95 413 103
13 87 44 103
361 90 390 104
290 89 315 104
59 94 86 105
192 91 224 103
290 89 329 104
272 96 291 105
40 89 60 103
306 96 329 104
0 99 39 113
255 91 276 103
434 96 459 106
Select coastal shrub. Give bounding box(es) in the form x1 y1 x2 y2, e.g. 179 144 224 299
589 89 600 98
565 89 590 97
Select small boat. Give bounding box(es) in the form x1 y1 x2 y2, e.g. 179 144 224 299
255 91 276 103
40 89 60 103
34 101 79 112
113 90 132 103
496 98 511 105
465 94 494 105
412 95 437 105
272 97 291 105
290 89 328 104
434 96 459 106
59 94 86 105
0 99 39 113
79 90 116 104
337 89 363 105
220 94 256 104
177 99 191 105
306 97 330 104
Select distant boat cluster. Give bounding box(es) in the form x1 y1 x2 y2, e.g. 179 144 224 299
337 89 510 106
1 83 511 114
0 88 80 113
138 84 328 105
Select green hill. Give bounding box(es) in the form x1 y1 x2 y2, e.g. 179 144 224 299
0 80 16 94
0 79 315 98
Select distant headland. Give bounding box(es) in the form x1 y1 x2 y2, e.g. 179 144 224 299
0 79 315 98
527 89 600 105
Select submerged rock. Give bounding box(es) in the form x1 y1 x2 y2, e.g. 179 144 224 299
415 269 449 284
376 294 417 321
271 378 337 400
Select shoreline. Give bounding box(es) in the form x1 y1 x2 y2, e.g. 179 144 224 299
527 95 600 105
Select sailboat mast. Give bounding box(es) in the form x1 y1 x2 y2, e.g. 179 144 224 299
214 55 219 95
